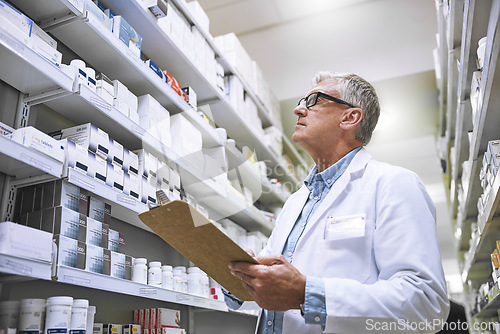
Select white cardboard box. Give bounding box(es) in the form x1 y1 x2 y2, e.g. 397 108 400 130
0 222 53 262
170 114 202 157
60 139 92 177
0 0 33 37
50 123 109 160
11 127 65 163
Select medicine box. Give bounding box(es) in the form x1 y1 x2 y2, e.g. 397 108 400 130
123 171 140 200
89 152 108 183
0 0 33 37
31 24 62 66
86 217 109 248
137 94 171 146
106 161 124 191
50 123 110 160
108 251 132 279
41 206 85 239
16 184 43 216
11 127 65 163
88 196 112 225
160 329 185 334
140 175 157 205
112 16 142 58
123 148 139 175
61 139 93 178
0 121 13 136
144 59 168 84
53 234 86 269
103 324 122 334
0 222 53 262
181 87 197 109
93 323 104 334
123 325 141 334
186 1 209 32
135 149 158 179
108 139 124 166
86 0 112 31
108 228 120 252
155 308 180 328
43 180 89 214
86 243 108 274
169 114 202 157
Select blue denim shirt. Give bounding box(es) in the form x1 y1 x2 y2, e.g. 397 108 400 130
225 147 361 333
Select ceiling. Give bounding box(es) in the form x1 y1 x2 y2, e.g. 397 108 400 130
191 0 461 288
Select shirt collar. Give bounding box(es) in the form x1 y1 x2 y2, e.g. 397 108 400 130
304 147 362 190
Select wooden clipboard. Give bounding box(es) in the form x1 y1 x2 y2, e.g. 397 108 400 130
138 200 258 301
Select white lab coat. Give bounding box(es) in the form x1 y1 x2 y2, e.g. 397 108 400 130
255 148 450 334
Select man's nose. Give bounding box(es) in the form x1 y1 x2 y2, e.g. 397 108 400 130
294 104 307 116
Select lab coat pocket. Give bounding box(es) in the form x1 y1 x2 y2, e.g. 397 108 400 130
315 215 373 283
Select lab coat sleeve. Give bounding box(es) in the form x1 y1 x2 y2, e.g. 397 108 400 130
323 169 450 333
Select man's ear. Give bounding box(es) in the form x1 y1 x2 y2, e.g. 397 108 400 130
339 108 363 130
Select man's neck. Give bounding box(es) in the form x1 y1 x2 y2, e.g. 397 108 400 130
313 145 362 172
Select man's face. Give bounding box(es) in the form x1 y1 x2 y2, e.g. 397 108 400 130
292 79 347 152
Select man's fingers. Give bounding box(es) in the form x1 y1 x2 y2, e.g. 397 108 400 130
256 254 286 266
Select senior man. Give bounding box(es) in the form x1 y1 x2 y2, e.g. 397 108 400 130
225 72 450 333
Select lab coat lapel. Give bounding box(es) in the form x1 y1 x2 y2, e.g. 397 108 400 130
299 148 372 239
271 185 309 254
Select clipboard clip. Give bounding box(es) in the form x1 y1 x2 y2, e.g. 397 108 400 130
148 190 171 210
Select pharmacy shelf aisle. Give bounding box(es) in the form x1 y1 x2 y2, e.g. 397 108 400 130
13 0 191 112
99 0 222 104
469 0 500 160
0 136 63 179
211 99 300 190
169 0 279 129
55 265 228 312
0 25 73 95
66 168 151 232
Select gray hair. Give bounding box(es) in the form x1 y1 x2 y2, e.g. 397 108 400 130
312 72 380 145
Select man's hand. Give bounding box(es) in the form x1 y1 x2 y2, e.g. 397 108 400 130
229 255 306 311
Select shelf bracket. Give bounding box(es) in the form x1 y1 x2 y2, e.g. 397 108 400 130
0 176 16 222
41 13 83 32
15 88 72 128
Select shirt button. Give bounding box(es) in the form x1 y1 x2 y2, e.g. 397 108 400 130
287 251 293 256
267 320 273 326
301 223 306 227
327 179 332 183
314 316 321 322
314 196 319 200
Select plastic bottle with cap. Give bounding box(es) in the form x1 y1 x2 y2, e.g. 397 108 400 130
86 306 96 334
161 265 173 290
148 261 162 287
70 299 89 334
45 296 74 334
0 300 20 330
132 258 148 284
18 298 46 334
172 266 186 292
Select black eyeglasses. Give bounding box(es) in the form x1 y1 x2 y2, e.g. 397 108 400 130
297 91 356 109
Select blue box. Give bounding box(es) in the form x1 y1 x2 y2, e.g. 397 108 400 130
112 16 142 57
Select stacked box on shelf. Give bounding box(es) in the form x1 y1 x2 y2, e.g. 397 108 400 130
170 113 202 157
0 0 63 66
137 94 171 148
10 127 65 163
14 180 133 279
478 140 500 216
215 33 256 93
113 79 139 122
186 1 209 33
